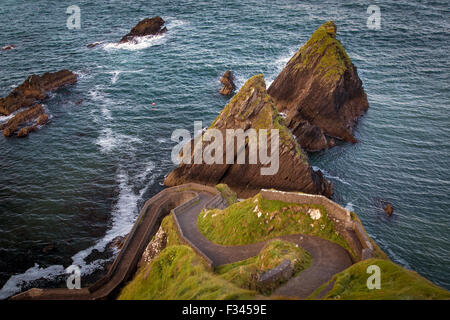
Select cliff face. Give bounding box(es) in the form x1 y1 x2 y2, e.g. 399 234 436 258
268 21 369 151
164 74 333 198
0 70 77 116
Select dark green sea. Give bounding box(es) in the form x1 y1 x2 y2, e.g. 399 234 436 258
0 0 448 298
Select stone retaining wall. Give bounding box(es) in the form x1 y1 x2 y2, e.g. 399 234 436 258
257 259 294 288
260 189 373 261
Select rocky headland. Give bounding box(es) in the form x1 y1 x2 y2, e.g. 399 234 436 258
0 70 77 137
119 16 167 43
164 74 333 198
268 21 369 151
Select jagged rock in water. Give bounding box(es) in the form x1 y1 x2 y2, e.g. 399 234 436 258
2 44 15 51
87 42 102 48
0 70 77 116
1 104 45 137
383 203 394 216
164 74 333 198
268 21 369 151
219 70 236 96
119 16 167 43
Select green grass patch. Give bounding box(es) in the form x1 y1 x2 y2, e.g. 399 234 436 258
215 184 237 206
197 194 352 255
216 239 312 295
309 258 450 300
118 245 258 300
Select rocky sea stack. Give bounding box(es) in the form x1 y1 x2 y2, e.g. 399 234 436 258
119 16 167 43
219 70 236 96
164 74 333 198
268 21 369 151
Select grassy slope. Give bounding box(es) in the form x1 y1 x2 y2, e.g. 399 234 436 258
118 214 258 300
216 239 312 295
198 193 352 256
310 258 450 300
216 183 237 206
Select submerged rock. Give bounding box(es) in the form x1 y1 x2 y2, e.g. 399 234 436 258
219 70 236 96
268 21 369 151
0 70 77 116
119 16 167 43
383 203 394 216
108 236 126 251
2 44 15 51
164 74 333 198
87 42 102 48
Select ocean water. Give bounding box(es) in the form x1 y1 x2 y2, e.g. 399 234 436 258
0 0 448 298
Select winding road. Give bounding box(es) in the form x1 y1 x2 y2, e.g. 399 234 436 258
11 184 352 300
175 191 352 299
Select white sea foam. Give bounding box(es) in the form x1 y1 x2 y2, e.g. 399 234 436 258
0 162 156 299
0 113 16 124
345 202 355 212
106 69 145 84
95 128 142 153
88 87 114 122
103 34 166 51
0 264 66 300
312 166 351 186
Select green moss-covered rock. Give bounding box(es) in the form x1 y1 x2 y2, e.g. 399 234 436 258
216 239 312 295
268 21 369 150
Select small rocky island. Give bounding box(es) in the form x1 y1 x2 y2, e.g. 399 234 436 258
119 16 167 43
268 21 369 151
219 70 236 96
0 70 77 137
